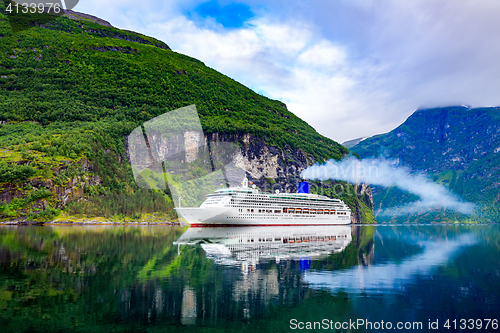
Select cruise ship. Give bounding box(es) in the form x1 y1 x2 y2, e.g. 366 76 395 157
175 178 351 226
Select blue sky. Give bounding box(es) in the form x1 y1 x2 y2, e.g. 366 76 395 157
187 0 253 28
74 0 500 142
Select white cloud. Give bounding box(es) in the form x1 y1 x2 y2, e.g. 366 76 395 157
297 41 346 69
301 157 476 215
141 16 375 141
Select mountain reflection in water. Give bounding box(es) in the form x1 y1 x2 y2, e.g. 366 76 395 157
1 224 499 332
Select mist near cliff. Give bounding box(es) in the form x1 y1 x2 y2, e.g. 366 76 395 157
300 157 475 216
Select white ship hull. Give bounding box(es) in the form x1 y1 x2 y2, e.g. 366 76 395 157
175 206 351 227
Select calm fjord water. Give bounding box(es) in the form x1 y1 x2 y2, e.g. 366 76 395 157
0 224 499 332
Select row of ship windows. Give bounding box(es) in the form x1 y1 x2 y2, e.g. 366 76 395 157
238 235 348 243
230 205 341 210
212 193 338 204
227 216 279 219
233 194 334 201
229 202 342 209
238 208 348 215
232 200 336 206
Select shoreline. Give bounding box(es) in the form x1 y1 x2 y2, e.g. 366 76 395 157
0 221 185 226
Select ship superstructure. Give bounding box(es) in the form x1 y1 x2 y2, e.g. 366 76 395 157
175 178 351 226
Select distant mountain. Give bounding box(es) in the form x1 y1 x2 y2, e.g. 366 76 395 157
342 137 366 149
351 106 500 222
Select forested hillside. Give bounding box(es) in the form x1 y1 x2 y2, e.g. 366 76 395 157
0 4 374 223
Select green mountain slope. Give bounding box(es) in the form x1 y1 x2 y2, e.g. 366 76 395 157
351 106 500 222
0 5 374 223
0 5 346 161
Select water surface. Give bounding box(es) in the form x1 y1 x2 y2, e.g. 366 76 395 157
1 224 499 332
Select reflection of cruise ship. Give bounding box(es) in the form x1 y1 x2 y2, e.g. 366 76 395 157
174 226 352 266
175 178 351 226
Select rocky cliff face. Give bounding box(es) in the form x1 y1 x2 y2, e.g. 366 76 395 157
206 132 308 191
0 158 101 222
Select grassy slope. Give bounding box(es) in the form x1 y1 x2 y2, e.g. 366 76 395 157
352 106 500 222
0 6 373 222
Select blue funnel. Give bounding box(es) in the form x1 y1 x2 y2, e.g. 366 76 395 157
298 181 310 194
